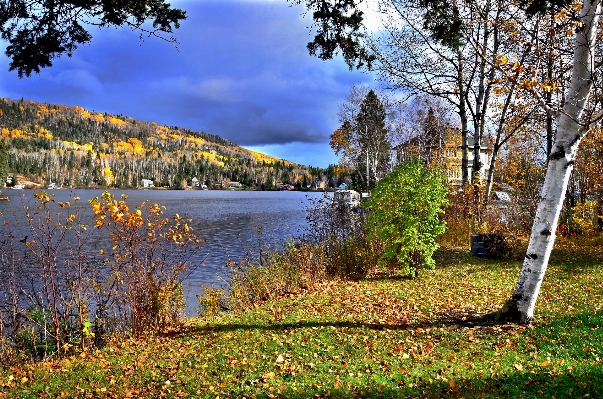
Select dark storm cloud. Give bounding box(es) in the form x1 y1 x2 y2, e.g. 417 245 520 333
0 0 372 166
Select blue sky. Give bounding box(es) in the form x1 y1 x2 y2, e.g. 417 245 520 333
0 0 377 167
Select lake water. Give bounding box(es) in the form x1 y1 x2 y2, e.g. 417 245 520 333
0 189 324 314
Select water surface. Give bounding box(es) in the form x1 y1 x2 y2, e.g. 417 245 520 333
0 189 323 314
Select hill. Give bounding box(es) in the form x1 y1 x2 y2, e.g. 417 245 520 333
0 98 339 189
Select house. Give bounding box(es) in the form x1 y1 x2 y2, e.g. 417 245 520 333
464 136 492 185
229 181 242 189
141 179 154 188
396 128 491 185
191 177 200 188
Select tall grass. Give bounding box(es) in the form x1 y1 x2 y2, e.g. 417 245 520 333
439 187 530 257
199 193 380 315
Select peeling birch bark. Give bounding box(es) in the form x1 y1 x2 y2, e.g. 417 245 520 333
508 0 601 323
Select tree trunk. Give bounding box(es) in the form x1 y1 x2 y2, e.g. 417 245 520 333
506 0 600 323
472 0 494 185
484 83 522 204
457 48 470 185
366 148 370 191
484 144 499 202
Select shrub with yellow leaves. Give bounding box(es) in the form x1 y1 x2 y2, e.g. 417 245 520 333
89 192 201 337
0 191 202 366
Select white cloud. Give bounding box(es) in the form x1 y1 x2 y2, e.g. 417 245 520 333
358 1 385 32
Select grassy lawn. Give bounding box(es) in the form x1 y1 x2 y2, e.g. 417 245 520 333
1 240 602 398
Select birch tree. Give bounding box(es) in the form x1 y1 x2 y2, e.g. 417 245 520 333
423 0 602 321
370 0 520 186
504 0 602 322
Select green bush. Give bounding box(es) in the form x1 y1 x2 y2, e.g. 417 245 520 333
365 160 449 277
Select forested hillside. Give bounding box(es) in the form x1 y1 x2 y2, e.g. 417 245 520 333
0 98 342 189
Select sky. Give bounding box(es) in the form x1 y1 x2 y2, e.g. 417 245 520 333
0 0 380 168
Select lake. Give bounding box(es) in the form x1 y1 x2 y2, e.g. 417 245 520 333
0 189 324 315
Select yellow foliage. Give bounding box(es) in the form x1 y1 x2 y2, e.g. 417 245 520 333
103 167 114 185
37 105 49 115
37 127 53 140
10 129 25 138
127 138 145 155
63 141 80 150
571 201 598 235
75 106 91 118
107 116 126 126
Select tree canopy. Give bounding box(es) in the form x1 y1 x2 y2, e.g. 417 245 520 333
0 0 187 77
330 88 391 191
289 0 374 69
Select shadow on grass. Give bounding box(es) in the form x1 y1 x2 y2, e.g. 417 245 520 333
166 311 602 397
433 246 475 267
548 245 603 269
172 307 516 338
363 272 414 282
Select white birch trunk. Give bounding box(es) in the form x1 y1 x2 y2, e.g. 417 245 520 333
508 0 600 323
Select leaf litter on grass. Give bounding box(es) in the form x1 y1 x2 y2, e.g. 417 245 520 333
2 239 603 398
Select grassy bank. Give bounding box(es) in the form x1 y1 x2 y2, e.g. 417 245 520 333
1 240 602 398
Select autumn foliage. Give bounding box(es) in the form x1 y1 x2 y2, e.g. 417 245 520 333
0 192 200 363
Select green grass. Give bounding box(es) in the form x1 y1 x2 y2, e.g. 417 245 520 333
1 239 602 398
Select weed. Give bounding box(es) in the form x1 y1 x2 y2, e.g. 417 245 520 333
197 285 226 317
